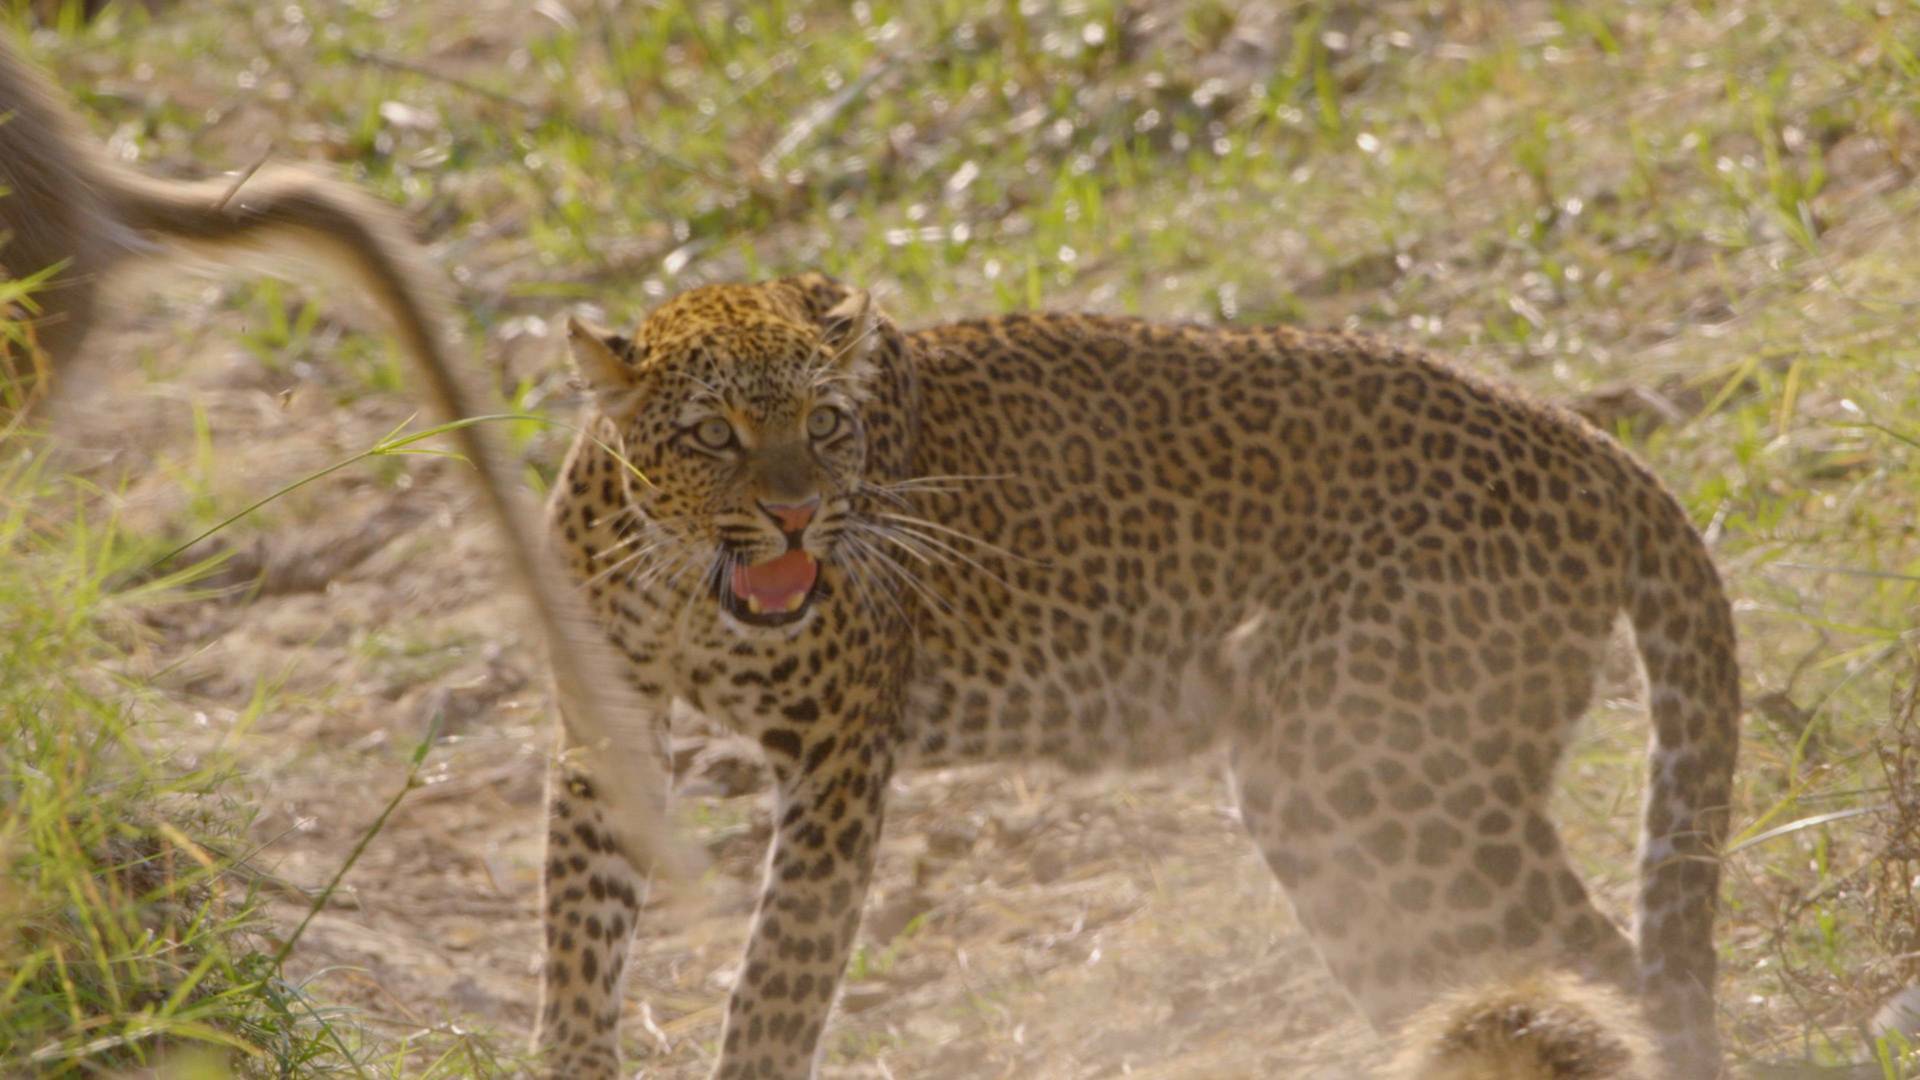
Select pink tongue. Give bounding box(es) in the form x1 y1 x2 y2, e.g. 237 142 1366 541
730 550 819 608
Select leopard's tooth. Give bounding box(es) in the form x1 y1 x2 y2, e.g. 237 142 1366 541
746 595 764 614
782 592 806 613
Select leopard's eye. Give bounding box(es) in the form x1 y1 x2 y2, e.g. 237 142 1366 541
806 406 842 441
692 416 735 450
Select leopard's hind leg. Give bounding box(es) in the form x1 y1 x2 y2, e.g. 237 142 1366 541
1229 629 1636 1031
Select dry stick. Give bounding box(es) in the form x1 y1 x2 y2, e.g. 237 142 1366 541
342 47 739 189
594 0 642 126
756 58 889 176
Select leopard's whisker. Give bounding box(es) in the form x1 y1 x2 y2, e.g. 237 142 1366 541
677 547 729 625
834 542 907 630
855 484 916 511
842 533 956 618
868 509 1046 568
871 472 1019 488
628 545 696 593
593 528 654 557
847 521 938 568
828 311 886 366
860 518 1023 592
585 535 679 589
852 550 918 631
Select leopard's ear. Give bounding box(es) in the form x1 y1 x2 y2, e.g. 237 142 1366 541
567 317 642 398
818 287 878 371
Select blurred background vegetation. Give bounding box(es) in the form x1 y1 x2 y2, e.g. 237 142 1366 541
3 0 1919 1075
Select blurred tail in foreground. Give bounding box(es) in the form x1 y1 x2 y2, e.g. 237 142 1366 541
0 37 691 882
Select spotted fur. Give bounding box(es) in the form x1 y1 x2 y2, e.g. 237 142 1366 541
531 274 1739 1079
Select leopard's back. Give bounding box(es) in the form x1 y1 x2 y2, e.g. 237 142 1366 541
892 313 1651 773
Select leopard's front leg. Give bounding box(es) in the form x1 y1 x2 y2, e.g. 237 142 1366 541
714 717 896 1080
531 712 664 1080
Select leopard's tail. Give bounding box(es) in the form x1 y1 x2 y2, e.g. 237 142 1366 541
1623 475 1740 1077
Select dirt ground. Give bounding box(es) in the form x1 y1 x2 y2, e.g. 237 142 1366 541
22 1 1773 1073
39 265 1670 1077
26 0 1920 1071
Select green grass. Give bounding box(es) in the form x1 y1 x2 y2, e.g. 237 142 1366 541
0 305 541 1075
0 432 290 1074
6 0 1920 1074
0 424 543 1076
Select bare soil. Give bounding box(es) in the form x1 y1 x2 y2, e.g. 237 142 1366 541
23 1 1726 1072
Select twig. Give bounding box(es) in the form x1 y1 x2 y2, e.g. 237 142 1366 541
143 411 653 577
214 145 275 211
271 710 443 968
1725 803 1890 857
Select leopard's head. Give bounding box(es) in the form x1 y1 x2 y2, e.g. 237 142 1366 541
568 275 910 632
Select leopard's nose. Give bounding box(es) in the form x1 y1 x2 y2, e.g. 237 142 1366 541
760 497 820 535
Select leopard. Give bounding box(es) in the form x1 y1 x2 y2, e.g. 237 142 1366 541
533 272 1740 1079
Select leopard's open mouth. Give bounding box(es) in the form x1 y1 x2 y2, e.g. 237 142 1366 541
721 549 822 627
